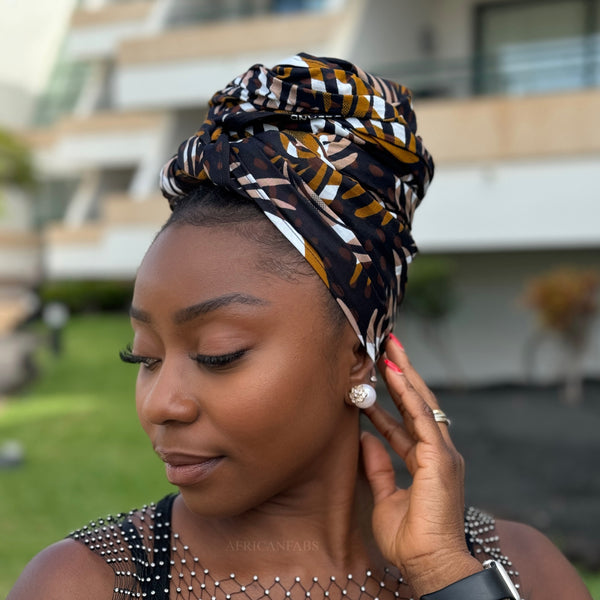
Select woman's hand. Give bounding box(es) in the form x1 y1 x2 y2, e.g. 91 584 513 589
360 335 482 598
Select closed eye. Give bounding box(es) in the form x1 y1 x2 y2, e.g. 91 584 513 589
191 349 247 370
119 345 161 370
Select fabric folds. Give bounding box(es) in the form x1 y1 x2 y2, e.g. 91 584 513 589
160 53 434 360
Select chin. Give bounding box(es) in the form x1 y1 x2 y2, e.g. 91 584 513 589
178 487 257 519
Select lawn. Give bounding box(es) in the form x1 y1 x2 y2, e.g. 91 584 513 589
0 314 173 597
1 314 598 598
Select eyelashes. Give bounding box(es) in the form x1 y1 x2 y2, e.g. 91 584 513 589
119 345 247 371
191 349 247 367
119 344 160 370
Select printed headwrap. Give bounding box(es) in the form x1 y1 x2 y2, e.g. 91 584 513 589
160 53 434 360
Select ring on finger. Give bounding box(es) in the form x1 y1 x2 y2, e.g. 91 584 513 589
433 409 451 427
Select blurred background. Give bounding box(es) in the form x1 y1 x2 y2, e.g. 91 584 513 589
0 0 599 596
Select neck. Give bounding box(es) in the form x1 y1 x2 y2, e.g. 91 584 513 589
173 426 386 579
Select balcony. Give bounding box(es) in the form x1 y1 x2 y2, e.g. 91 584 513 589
25 110 168 173
103 193 169 225
377 36 600 100
417 88 600 163
0 231 41 285
65 1 154 61
114 10 342 109
412 89 600 253
43 193 168 280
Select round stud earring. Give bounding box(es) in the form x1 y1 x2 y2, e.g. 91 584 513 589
348 383 377 409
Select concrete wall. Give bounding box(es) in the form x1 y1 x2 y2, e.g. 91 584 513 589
0 84 36 129
347 0 433 68
0 0 76 124
397 248 600 386
414 154 600 252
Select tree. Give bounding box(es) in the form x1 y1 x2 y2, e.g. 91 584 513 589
522 267 599 404
0 128 35 191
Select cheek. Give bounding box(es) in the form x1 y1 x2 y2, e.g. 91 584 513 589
206 350 344 454
134 371 154 435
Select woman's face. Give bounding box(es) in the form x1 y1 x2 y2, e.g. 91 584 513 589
130 223 364 517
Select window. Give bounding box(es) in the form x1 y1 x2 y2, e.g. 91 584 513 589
475 0 600 94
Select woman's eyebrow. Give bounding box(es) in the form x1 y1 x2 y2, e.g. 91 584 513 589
173 293 269 324
129 293 269 325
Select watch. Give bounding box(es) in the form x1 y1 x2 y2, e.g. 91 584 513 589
420 559 521 600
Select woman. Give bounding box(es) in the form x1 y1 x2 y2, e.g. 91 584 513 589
9 54 591 600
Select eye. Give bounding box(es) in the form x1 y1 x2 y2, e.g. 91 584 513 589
190 349 247 370
119 345 161 371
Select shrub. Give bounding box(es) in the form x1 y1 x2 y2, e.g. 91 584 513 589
39 280 134 314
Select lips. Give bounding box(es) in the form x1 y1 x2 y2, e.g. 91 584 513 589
156 450 224 487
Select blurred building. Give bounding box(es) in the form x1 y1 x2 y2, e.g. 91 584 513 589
21 0 600 385
0 0 76 390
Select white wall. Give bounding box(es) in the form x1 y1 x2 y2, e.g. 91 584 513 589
44 224 159 279
66 21 150 61
0 0 76 126
52 128 162 171
431 0 505 59
414 154 600 252
0 84 36 129
397 249 600 386
348 0 434 69
115 48 332 110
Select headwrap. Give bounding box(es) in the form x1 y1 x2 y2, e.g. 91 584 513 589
160 53 434 360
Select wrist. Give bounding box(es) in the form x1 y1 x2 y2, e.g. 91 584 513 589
403 551 483 599
419 559 521 600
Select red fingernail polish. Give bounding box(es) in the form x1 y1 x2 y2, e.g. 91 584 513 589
389 333 404 350
384 359 403 374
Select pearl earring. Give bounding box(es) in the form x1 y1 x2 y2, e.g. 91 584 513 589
348 383 377 409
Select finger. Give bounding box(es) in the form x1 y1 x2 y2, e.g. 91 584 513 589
384 334 439 408
379 359 447 448
363 402 414 460
382 337 455 447
360 431 397 504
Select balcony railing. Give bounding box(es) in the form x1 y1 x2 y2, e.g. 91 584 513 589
32 62 90 127
378 36 600 100
162 0 325 28
32 35 600 129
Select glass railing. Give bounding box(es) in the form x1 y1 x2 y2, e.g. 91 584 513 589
31 35 600 129
376 36 600 100
32 62 90 127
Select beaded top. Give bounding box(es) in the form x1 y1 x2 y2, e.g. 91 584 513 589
69 495 521 600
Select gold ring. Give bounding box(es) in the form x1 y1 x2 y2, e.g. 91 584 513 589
433 409 451 426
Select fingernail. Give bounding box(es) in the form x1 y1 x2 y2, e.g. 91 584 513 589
384 359 403 374
388 333 404 350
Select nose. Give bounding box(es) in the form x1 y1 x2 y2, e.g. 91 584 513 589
137 358 200 426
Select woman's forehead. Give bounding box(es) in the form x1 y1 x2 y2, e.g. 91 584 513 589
133 223 322 316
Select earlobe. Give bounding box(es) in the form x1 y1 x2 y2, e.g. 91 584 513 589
339 326 375 408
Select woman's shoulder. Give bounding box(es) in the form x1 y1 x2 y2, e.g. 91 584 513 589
494 517 592 600
8 494 177 600
7 537 114 600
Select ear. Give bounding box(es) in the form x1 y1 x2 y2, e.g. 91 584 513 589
347 337 374 387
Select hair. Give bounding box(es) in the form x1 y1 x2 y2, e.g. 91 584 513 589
157 182 348 332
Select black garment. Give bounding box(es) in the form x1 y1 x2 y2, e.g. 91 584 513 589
69 495 520 600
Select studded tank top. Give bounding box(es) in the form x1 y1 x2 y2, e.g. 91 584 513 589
69 494 522 600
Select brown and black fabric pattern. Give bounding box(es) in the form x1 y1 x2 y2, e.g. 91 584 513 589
160 53 434 360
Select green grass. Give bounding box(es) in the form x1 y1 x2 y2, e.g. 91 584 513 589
580 568 600 599
0 314 173 597
1 314 598 598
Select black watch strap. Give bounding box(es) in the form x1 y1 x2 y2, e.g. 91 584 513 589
420 566 517 600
